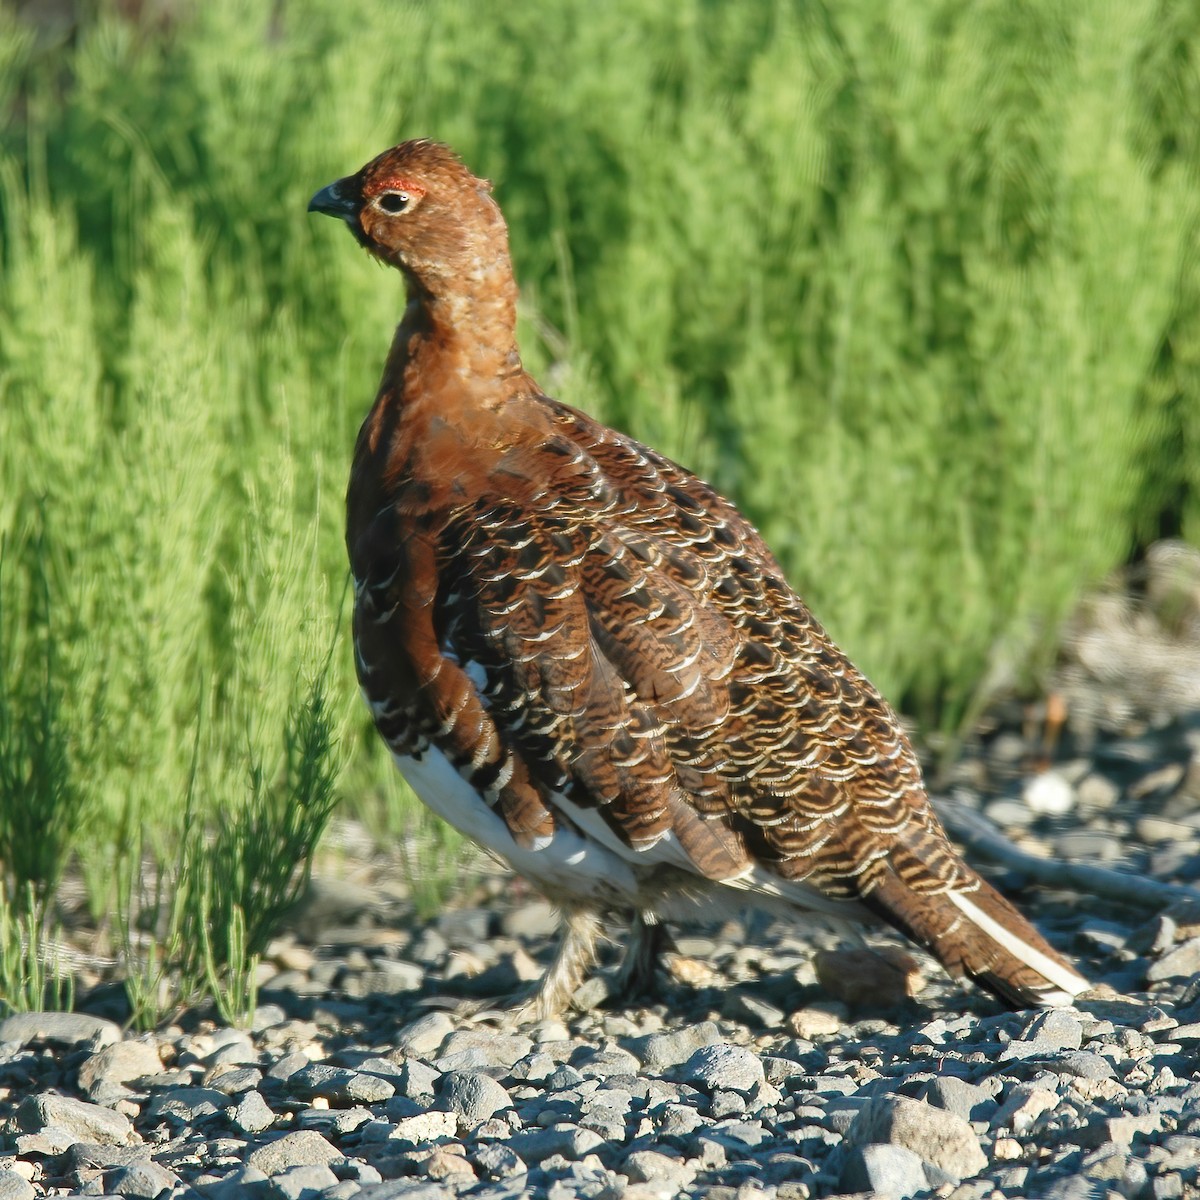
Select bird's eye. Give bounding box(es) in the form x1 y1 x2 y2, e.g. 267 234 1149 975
375 191 410 214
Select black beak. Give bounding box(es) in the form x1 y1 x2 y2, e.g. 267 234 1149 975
308 180 358 219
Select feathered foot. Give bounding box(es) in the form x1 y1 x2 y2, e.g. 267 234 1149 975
613 910 677 1000
452 905 603 1025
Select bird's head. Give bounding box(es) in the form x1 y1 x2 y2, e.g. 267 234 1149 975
308 139 510 298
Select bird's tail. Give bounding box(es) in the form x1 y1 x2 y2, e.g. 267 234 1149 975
863 840 1089 1008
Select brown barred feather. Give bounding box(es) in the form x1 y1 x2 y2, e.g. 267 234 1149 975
311 138 1089 1014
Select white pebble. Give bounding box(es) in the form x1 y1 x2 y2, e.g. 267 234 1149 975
1023 770 1075 815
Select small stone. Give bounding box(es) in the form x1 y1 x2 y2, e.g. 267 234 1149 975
288 1063 396 1105
813 947 925 1007
1024 770 1075 815
423 1148 476 1181
146 1086 235 1123
0 1011 122 1049
389 1110 458 1146
395 1058 441 1104
472 1143 526 1180
993 1137 1024 1161
922 1077 997 1123
1076 773 1120 812
846 1095 986 1179
394 1012 455 1058
622 1149 693 1186
786 1005 845 1039
571 976 611 1012
628 1022 721 1071
575 1046 640 1078
0 1172 35 1200
208 1065 264 1095
267 1164 339 1199
266 1051 314 1082
245 1131 341 1175
438 1071 512 1124
78 1039 164 1098
839 1144 927 1199
1045 1051 1116 1081
501 899 558 939
437 1029 532 1070
230 1090 277 1135
508 1124 605 1161
1022 1009 1084 1050
679 1043 765 1095
657 1103 705 1136
1147 937 1200 982
991 1085 1057 1133
1070 1113 1163 1148
721 991 786 1028
709 1089 748 1118
1076 995 1156 1025
16 1093 135 1145
103 1161 178 1199
439 907 491 944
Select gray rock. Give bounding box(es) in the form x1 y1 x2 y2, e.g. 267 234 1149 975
574 1046 640 1078
628 1021 721 1071
208 1066 264 1095
266 1052 313 1082
395 1059 441 1104
622 1149 693 1186
78 1039 164 1097
1023 1009 1084 1050
507 1124 605 1160
846 1095 987 1179
571 975 611 1012
921 1077 997 1123
839 1143 928 1199
266 1164 340 1200
1070 1113 1163 1148
1148 937 1200 982
231 1091 278 1135
472 1143 526 1180
1045 1052 1117 1081
16 1093 135 1145
146 1086 236 1123
1038 1175 1104 1200
0 1172 35 1200
388 1110 458 1146
337 1056 406 1086
658 1103 705 1136
394 1012 454 1058
721 990 787 1028
355 1183 455 1200
245 1131 341 1175
103 1161 178 1199
679 1043 765 1095
709 1089 747 1118
288 1063 396 1105
439 1071 512 1123
437 1029 531 1070
198 1164 272 1200
0 1011 121 1049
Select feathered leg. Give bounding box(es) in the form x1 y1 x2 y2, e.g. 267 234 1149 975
614 910 677 999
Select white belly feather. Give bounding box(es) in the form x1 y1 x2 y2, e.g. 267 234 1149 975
391 745 638 901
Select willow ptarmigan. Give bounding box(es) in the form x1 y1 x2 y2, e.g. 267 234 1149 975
309 139 1088 1017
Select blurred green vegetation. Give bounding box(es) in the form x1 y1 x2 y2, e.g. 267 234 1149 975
0 0 1196 1010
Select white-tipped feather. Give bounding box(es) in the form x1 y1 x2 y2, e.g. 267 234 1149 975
947 890 1089 1004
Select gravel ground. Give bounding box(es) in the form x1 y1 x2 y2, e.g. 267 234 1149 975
3 549 1200 1200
